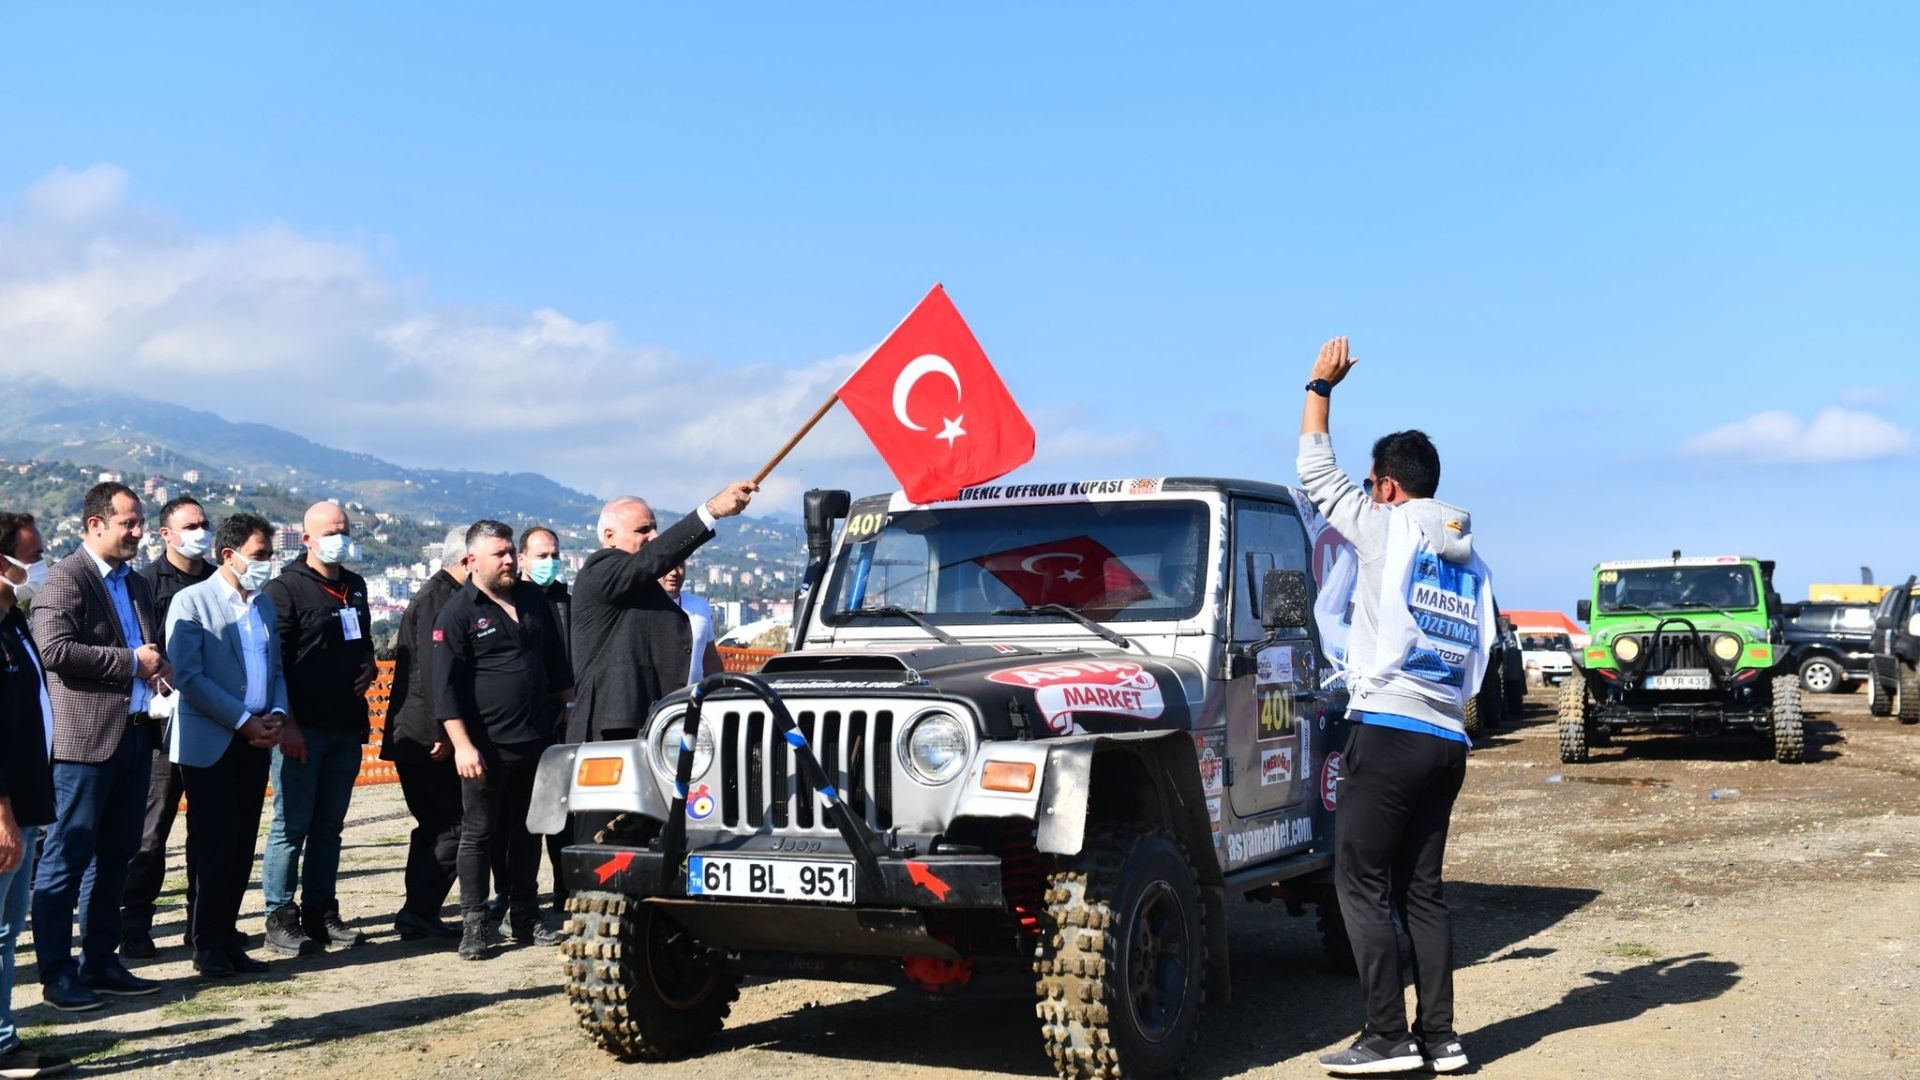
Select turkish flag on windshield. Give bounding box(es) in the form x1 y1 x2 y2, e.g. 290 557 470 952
838 285 1035 503
975 536 1152 616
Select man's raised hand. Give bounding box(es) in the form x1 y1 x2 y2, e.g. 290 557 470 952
1311 336 1358 387
704 481 760 520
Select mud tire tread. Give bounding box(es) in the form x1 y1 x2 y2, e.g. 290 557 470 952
1899 662 1920 725
1770 675 1806 763
1033 823 1207 1080
562 890 740 1061
1557 678 1590 763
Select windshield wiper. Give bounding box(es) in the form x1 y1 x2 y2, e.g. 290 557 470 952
1670 601 1743 619
852 605 961 645
994 604 1133 650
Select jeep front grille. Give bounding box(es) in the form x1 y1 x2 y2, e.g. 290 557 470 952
712 707 895 832
1645 632 1708 671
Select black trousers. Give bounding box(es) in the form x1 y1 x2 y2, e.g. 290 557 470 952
395 759 462 919
1333 722 1468 1043
180 734 270 960
122 743 193 938
456 746 542 917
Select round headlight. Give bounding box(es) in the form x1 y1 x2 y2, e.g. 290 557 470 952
1613 636 1641 663
655 715 715 780
901 710 969 785
1712 634 1741 661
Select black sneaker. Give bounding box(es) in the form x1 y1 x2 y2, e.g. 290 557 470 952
264 903 321 957
303 903 368 948
1318 1033 1425 1075
510 919 567 947
1422 1035 1468 1074
0 1044 74 1077
118 927 157 960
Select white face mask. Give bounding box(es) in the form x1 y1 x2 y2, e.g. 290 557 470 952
4 555 48 606
174 526 212 560
235 556 273 592
314 533 357 565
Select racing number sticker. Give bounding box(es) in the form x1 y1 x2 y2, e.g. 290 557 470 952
843 511 889 540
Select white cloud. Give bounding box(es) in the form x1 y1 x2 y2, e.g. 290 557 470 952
0 165 1135 513
1682 407 1916 465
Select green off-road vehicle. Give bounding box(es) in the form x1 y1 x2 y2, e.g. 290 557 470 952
1561 555 1805 764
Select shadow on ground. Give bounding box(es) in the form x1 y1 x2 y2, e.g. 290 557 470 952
1467 951 1741 1065
705 881 1604 1078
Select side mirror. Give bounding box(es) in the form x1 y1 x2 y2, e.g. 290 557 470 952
1497 615 1514 635
1780 602 1804 619
1877 614 1894 630
802 489 851 559
1260 569 1310 631
1576 599 1592 623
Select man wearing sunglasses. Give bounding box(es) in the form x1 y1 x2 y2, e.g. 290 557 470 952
1297 337 1493 1077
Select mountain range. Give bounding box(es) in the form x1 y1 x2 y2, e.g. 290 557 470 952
0 377 614 526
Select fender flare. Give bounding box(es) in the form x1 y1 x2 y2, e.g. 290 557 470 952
1033 730 1222 885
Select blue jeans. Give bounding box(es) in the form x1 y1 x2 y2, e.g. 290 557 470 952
32 722 152 983
0 824 40 1053
262 727 362 911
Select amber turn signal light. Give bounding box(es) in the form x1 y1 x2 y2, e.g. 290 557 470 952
980 760 1035 793
577 757 624 786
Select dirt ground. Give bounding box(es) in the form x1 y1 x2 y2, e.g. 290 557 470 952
12 686 1919 1078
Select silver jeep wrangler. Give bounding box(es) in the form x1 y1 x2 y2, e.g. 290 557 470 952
532 476 1358 1079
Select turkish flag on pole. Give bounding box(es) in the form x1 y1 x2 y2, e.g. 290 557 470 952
837 285 1035 503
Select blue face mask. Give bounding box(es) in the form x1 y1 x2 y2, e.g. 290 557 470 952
527 556 562 587
236 557 273 592
315 533 356 565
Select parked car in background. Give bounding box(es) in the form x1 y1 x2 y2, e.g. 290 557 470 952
1781 602 1874 694
1517 631 1576 686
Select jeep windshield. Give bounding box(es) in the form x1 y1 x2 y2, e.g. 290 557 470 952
822 499 1208 627
1597 565 1759 615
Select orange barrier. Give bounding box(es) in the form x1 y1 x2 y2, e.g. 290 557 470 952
719 646 781 673
352 648 784 786
357 659 399 787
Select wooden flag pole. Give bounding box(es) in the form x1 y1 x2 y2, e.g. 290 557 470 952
753 393 840 485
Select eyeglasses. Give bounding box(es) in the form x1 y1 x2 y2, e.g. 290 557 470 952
1362 478 1374 496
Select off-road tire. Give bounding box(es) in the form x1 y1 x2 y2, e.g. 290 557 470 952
1769 675 1805 764
1315 895 1356 974
562 891 741 1061
1899 662 1920 725
1034 823 1208 1080
1797 655 1843 695
1557 678 1590 763
1869 673 1892 716
1504 678 1526 717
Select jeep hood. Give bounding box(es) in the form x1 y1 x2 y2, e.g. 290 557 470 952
696 643 1201 737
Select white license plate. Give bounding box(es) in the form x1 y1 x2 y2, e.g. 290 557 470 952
687 854 857 903
1646 673 1712 690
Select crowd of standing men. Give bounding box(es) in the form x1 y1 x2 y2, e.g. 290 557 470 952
0 477 755 1077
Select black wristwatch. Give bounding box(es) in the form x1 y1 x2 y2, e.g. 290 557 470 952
1305 378 1333 397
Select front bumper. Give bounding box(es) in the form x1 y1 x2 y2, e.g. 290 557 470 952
561 843 1008 910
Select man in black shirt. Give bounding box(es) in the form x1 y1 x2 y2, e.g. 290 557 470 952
515 524 571 916
259 501 377 956
379 527 468 941
0 512 72 1077
433 521 573 960
123 496 213 959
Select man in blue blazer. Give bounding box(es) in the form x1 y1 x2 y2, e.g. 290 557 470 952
164 513 288 977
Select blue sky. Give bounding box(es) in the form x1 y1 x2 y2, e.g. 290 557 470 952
2 3 1916 609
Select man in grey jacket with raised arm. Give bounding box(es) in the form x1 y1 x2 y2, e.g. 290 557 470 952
1297 337 1492 1077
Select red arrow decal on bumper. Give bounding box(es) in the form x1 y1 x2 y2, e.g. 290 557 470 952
906 860 952 902
594 851 636 884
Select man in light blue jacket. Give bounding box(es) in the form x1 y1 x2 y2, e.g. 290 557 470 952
164 513 288 978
